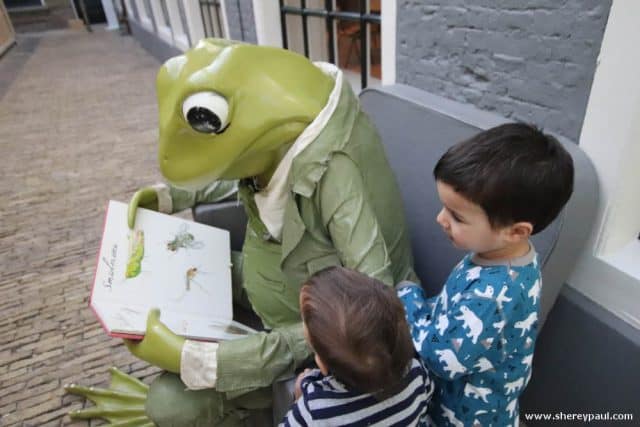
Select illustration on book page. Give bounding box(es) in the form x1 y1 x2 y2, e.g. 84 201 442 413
166 224 204 253
125 230 144 279
173 266 212 302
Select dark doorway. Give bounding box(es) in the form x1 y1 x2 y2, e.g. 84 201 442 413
73 0 106 24
5 0 44 9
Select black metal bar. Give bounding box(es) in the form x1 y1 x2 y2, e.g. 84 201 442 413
280 6 380 23
212 2 218 37
214 2 223 38
236 0 245 40
78 0 92 32
279 0 381 86
200 2 209 37
211 2 217 36
119 0 130 35
301 0 310 57
160 0 169 26
324 0 334 64
279 0 288 49
360 0 367 89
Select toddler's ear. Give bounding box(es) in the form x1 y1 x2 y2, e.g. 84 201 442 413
508 222 533 241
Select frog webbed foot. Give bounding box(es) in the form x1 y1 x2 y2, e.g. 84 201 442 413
65 367 154 427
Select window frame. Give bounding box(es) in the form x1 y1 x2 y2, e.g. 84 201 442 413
568 0 640 330
149 0 173 45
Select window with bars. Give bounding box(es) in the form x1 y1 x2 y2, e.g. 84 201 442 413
158 0 170 27
199 0 225 38
143 0 153 21
279 0 381 90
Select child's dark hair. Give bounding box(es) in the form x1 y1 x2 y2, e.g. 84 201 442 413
434 123 574 234
300 267 414 396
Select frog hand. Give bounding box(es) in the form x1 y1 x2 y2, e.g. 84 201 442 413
65 367 155 426
123 309 184 373
128 187 159 229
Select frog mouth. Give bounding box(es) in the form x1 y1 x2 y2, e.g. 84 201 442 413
163 119 310 191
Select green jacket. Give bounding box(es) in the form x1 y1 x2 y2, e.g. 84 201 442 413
168 81 417 394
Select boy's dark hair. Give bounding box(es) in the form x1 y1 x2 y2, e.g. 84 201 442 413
300 267 414 396
434 123 574 234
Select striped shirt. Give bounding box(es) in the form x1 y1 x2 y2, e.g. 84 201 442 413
280 357 433 426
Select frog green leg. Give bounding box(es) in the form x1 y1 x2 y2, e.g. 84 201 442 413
145 373 272 427
66 367 153 426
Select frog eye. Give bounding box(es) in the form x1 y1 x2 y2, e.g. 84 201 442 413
182 92 229 134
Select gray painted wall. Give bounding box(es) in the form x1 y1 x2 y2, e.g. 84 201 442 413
521 286 640 426
224 0 257 43
396 0 612 140
130 20 181 64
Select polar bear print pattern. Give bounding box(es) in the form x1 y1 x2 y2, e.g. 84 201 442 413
474 285 494 298
504 377 525 395
441 404 464 427
435 313 449 336
397 287 412 298
506 398 518 418
528 279 541 304
413 329 428 350
415 317 430 327
521 354 533 368
474 357 494 372
440 286 448 311
466 266 482 282
496 286 512 309
435 349 467 378
455 306 483 344
464 383 493 403
514 312 537 337
451 292 463 304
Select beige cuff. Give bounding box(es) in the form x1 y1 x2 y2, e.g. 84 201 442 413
152 183 173 214
180 339 219 390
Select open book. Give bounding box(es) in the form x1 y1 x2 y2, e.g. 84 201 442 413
91 200 255 341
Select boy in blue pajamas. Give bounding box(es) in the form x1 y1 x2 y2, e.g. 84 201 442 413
398 123 574 426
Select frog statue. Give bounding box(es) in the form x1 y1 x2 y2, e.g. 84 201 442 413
67 39 417 426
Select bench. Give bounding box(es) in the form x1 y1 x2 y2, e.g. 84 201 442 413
193 84 599 423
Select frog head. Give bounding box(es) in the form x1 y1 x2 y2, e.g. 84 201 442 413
156 39 335 190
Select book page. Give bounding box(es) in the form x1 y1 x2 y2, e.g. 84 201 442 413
91 200 250 341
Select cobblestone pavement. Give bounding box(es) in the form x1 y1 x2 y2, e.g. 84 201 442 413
0 28 171 426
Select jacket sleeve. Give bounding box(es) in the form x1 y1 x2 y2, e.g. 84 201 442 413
316 153 394 285
214 322 312 393
398 284 505 380
155 180 239 213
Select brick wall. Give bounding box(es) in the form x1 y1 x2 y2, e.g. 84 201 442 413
396 0 612 140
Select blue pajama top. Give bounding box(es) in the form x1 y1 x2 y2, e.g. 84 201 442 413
398 244 541 427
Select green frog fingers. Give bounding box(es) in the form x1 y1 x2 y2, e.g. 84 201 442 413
65 367 154 426
128 187 159 229
103 418 155 427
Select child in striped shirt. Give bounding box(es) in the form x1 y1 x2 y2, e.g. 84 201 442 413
280 267 434 426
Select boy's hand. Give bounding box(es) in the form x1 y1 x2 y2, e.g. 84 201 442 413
294 368 311 400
